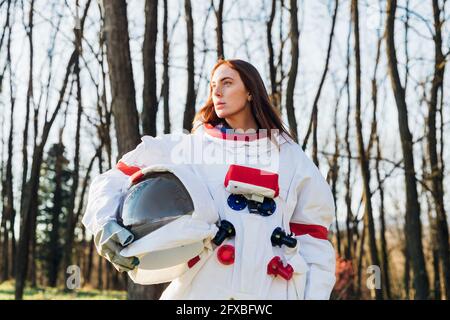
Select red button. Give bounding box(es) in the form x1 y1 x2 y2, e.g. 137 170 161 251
217 244 235 265
267 256 293 280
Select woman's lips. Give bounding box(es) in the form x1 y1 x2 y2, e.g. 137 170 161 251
215 102 226 109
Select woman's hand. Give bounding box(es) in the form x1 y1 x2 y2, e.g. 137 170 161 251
94 220 140 272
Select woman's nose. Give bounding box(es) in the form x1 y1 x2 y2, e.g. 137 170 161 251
213 86 222 97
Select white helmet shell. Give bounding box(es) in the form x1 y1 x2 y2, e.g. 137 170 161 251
120 164 219 284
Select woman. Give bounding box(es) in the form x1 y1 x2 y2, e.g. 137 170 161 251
83 59 336 300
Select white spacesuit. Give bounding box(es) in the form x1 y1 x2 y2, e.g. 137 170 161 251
82 122 336 300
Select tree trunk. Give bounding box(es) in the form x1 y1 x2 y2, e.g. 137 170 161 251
1 126 8 282
162 0 171 134
376 135 392 299
404 243 411 298
96 153 104 290
2 0 14 283
63 19 83 285
285 0 299 141
427 0 450 300
344 17 353 262
103 0 140 156
276 0 285 114
102 0 167 299
424 153 441 300
97 2 113 168
328 78 345 258
356 221 366 297
370 15 391 299
267 0 277 109
213 0 224 59
385 0 429 299
0 192 9 282
18 0 35 282
351 0 382 300
86 235 94 284
142 0 158 137
97 253 104 290
29 215 37 288
20 1 34 262
183 0 196 132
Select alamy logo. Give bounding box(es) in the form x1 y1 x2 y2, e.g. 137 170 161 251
66 265 81 290
366 265 381 290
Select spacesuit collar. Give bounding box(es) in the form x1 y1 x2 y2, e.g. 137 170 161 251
202 123 289 145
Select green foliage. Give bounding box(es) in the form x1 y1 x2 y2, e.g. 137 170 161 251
36 142 73 284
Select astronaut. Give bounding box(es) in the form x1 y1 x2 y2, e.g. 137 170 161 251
82 59 336 300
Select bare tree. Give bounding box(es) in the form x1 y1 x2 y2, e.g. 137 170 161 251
162 0 171 134
16 33 75 301
426 0 450 299
81 125 105 288
267 0 277 108
285 0 299 141
343 16 354 263
97 0 113 168
328 76 344 257
63 4 84 283
103 0 140 156
302 0 339 166
14 0 92 300
1 0 14 283
212 0 225 59
102 0 169 299
370 26 392 299
183 0 196 131
20 0 34 242
85 235 94 285
20 0 36 285
421 128 441 299
96 154 104 290
276 0 286 114
351 0 381 300
375 130 391 299
142 0 158 137
402 0 411 298
356 216 366 296
385 0 429 299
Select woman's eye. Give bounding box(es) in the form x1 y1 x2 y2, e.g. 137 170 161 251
224 82 231 86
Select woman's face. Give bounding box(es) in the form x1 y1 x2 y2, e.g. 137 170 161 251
211 64 250 119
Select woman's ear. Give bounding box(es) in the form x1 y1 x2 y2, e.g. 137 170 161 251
247 93 253 101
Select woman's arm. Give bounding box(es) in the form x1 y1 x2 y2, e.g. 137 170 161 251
288 151 336 300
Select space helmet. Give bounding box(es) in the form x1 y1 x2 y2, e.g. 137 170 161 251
119 164 219 284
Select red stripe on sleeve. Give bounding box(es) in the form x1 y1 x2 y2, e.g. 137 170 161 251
130 171 145 184
289 222 329 240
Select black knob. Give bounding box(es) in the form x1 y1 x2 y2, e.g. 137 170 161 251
212 220 235 246
271 227 297 248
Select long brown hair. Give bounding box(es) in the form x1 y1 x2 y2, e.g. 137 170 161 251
192 59 295 142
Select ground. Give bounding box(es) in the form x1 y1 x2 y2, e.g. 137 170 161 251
0 281 126 300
